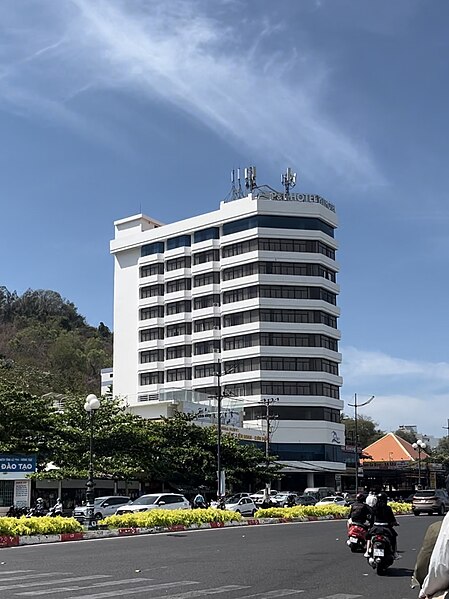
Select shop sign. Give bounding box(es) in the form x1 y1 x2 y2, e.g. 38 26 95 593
0 454 37 474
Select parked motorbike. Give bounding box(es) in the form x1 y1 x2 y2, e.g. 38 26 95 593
26 506 47 518
6 505 28 518
366 529 395 575
346 523 368 553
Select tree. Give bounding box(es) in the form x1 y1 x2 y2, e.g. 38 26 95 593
341 414 384 449
394 428 417 445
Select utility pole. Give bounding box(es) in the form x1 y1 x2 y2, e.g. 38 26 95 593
215 359 223 501
260 397 279 493
348 393 374 493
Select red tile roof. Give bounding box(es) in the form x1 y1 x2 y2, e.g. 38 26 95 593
362 432 429 463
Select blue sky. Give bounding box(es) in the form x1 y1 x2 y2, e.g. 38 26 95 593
1 0 449 436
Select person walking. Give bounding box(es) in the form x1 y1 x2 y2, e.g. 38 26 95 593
366 490 377 508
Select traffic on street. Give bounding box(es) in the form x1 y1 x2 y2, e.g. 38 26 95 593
0 514 438 599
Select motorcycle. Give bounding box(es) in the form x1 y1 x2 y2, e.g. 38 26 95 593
346 523 368 553
6 505 28 518
26 506 47 518
47 504 63 517
366 529 395 575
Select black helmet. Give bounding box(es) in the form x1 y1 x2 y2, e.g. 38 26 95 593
377 492 388 503
356 493 366 502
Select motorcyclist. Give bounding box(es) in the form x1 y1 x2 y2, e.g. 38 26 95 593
193 492 207 509
348 493 372 527
286 494 296 508
364 492 399 559
48 497 63 517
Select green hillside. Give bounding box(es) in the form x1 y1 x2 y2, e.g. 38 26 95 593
0 287 112 395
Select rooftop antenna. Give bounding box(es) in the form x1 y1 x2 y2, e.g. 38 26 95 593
281 167 297 198
244 166 257 192
237 167 243 198
230 169 238 201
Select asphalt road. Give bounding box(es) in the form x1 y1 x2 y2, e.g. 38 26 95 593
0 515 441 599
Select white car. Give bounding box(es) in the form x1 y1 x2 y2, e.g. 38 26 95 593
115 493 190 515
73 496 131 522
315 496 346 506
271 493 298 507
250 490 279 506
225 497 257 516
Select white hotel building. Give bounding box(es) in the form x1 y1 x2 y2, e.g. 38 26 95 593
111 187 345 489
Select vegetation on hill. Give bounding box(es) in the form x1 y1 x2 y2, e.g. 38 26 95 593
0 287 112 395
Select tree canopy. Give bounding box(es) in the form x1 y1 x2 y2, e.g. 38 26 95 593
341 414 384 449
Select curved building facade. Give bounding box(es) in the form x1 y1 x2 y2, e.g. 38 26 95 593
111 190 345 488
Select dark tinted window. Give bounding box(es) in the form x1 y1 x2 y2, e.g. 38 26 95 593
167 235 191 250
141 242 164 256
222 215 334 238
194 227 220 243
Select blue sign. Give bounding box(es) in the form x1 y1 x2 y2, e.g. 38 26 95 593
0 455 36 473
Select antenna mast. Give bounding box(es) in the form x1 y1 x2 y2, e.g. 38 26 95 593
281 167 297 198
244 166 257 192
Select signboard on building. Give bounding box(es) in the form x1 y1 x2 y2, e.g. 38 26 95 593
14 480 31 508
0 455 37 480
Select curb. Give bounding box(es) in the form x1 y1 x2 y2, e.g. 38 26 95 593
0 511 412 548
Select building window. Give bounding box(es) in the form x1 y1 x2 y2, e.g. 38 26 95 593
224 381 339 398
166 256 191 271
140 284 164 299
222 308 337 329
140 350 164 363
243 406 341 422
166 322 192 337
167 235 191 250
222 287 258 304
194 363 216 378
222 285 336 305
140 327 164 341
141 242 164 256
166 300 192 315
193 317 221 332
222 215 335 238
193 340 221 355
193 249 220 265
166 345 192 359
222 332 338 352
166 278 191 293
193 294 220 310
221 237 335 259
222 357 339 375
193 272 220 287
140 263 164 277
140 306 164 320
222 263 258 280
193 227 220 243
140 371 164 385
166 367 192 382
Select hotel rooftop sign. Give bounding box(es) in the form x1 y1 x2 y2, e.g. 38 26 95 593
256 190 336 213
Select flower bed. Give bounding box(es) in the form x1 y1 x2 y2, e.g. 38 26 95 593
255 501 412 520
0 516 82 536
100 508 242 529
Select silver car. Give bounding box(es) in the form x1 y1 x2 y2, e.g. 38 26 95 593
73 496 130 522
116 493 190 515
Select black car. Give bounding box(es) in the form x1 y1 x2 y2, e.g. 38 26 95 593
296 495 317 506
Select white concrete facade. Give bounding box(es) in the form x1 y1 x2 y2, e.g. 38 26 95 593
111 191 345 480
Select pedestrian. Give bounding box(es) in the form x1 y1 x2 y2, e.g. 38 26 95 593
411 520 443 590
366 490 377 508
193 491 207 509
417 512 449 598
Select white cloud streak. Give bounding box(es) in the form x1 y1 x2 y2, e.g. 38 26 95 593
0 0 381 185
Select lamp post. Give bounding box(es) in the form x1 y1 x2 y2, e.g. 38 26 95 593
84 393 100 529
348 394 375 493
412 439 427 489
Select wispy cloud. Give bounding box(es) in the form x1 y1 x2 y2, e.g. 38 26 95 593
341 346 449 437
0 0 381 185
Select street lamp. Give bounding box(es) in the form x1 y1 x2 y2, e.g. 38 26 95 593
412 439 427 489
84 393 100 529
348 394 375 493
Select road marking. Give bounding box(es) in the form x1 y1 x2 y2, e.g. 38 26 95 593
238 591 304 598
147 586 249 599
0 572 72 584
318 595 362 599
16 577 152 596
0 570 35 576
0 575 109 591
65 580 199 599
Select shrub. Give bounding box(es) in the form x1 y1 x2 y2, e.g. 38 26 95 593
256 501 412 520
0 516 82 536
101 508 242 529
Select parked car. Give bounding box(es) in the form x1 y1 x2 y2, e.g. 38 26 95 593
303 487 335 500
412 489 449 516
115 493 190 515
316 496 346 506
225 496 257 516
296 494 317 506
73 496 130 523
250 490 279 506
271 493 298 507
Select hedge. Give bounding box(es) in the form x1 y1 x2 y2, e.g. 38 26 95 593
255 501 412 520
101 508 242 529
0 516 83 536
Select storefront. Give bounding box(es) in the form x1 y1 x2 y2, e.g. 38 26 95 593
0 454 36 514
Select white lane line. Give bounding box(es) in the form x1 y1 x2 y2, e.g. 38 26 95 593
0 571 36 576
0 575 109 591
142 586 249 599
16 578 152 596
318 595 362 599
238 591 304 598
0 572 71 583
65 580 199 599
